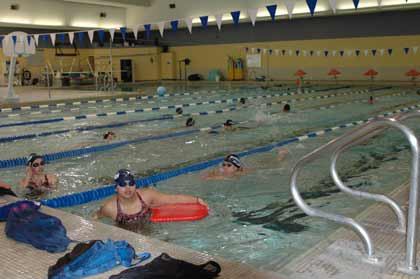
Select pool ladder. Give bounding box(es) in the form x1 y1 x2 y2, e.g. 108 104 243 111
290 110 420 275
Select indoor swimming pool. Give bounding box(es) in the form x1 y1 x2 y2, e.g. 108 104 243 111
0 85 418 271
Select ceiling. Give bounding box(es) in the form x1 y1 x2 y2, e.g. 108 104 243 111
60 0 152 7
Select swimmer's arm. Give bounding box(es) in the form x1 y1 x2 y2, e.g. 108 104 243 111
47 174 58 189
146 188 208 208
0 180 11 189
93 201 116 220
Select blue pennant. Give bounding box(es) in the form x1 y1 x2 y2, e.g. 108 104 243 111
296 50 300 56
324 50 329 56
200 16 208 28
58 33 66 43
120 27 127 41
306 0 317 16
245 47 249 52
257 48 261 53
339 50 344 56
144 24 151 39
266 5 277 21
231 11 240 25
388 48 393 55
282 49 286 55
403 47 409 54
170 20 178 31
371 49 377 56
77 32 84 43
27 36 31 45
355 50 360 56
12 36 17 46
353 0 359 9
98 30 105 43
310 50 314 56
0 36 3 43
269 49 273 55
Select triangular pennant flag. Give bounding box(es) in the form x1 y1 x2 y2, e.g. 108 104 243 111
303 50 307 56
306 0 317 16
245 47 249 52
288 49 293 56
379 49 385 56
247 8 258 26
371 49 377 56
346 50 353 56
59 33 66 43
185 18 193 33
257 48 261 53
332 50 337 56
170 20 178 32
68 32 75 44
310 50 314 56
282 49 286 56
339 50 344 56
251 48 256 54
353 0 360 9
120 27 127 41
377 0 382 6
364 49 369 56
50 34 56 46
324 50 329 56
316 50 321 56
263 48 268 55
87 30 94 44
98 30 105 43
296 50 300 56
12 35 17 46
34 34 40 46
157 22 165 37
284 0 295 19
144 24 151 39
388 48 393 55
231 11 240 25
355 49 360 56
200 16 208 28
109 29 115 41
215 14 223 30
275 49 280 56
77 32 84 43
269 49 273 55
403 47 409 54
27 35 32 45
266 5 277 21
413 46 418 54
329 0 337 13
133 26 139 40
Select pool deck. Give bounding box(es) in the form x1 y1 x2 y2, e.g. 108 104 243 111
279 182 419 279
0 195 282 279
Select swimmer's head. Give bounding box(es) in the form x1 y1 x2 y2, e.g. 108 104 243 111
224 119 233 128
283 104 291 112
114 169 136 198
186 117 195 127
26 153 43 166
222 154 242 174
239 98 246 104
103 131 116 140
176 107 183 115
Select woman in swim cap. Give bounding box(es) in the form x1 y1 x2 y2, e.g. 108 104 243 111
20 153 58 195
186 117 195 127
96 169 207 227
202 154 247 180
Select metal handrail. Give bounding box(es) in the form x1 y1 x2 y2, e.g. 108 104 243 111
290 110 420 265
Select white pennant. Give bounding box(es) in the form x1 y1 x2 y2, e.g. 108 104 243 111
109 29 115 41
346 50 353 56
332 50 337 56
68 32 74 44
284 0 295 19
34 34 40 46
328 0 337 14
158 22 165 37
288 49 293 56
215 14 223 31
303 50 307 56
28 37 36 54
263 48 268 55
87 30 94 43
251 48 256 54
247 8 258 26
50 34 56 46
275 49 280 56
412 46 418 54
364 49 369 56
377 0 382 6
185 18 193 33
133 26 139 40
379 49 385 56
316 50 321 56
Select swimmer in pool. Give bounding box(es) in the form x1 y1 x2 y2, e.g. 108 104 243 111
202 154 248 180
0 180 16 197
186 117 195 127
103 131 116 141
95 169 207 226
20 153 58 195
283 104 291 112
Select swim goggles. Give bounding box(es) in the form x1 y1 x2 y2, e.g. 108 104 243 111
31 161 45 168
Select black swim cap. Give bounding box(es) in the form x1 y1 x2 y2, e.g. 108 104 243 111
224 154 241 169
26 153 43 166
114 169 135 187
224 119 233 127
186 117 195 127
176 107 183 114
239 98 246 104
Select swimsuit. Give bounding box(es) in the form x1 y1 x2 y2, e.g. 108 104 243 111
116 192 151 225
27 174 51 189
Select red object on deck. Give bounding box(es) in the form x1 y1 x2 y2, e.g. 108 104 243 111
363 69 378 77
405 69 420 77
328 68 341 77
150 203 209 223
294 69 307 77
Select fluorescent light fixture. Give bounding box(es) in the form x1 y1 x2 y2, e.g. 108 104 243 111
71 20 99 28
0 17 32 25
33 19 64 26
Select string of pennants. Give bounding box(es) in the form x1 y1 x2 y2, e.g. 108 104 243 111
245 46 420 56
0 0 411 48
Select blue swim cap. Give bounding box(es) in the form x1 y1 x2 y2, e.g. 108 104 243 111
114 169 135 187
224 154 241 169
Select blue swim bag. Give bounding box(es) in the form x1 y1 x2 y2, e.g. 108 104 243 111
4 200 71 253
48 239 151 279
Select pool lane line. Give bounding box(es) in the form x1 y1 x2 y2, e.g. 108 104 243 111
0 91 408 144
40 102 420 208
0 88 376 128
